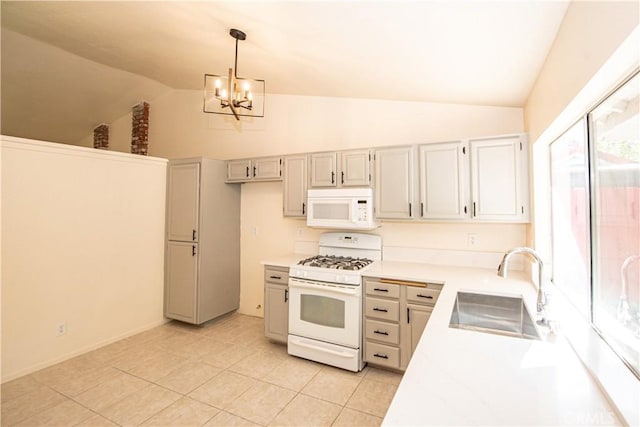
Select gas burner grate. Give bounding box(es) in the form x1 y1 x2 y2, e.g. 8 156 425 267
297 255 374 270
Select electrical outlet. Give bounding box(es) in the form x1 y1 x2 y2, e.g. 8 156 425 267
467 233 479 247
56 322 67 336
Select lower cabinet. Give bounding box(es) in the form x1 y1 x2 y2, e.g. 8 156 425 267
264 266 289 343
363 277 442 371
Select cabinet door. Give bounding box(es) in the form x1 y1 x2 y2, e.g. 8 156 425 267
310 152 337 187
283 155 308 217
470 136 528 221
265 283 289 343
341 149 371 187
253 157 282 181
227 159 252 182
419 142 469 219
167 163 200 242
406 303 432 360
165 241 198 323
375 147 414 219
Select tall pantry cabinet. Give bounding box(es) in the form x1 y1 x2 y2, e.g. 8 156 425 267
165 158 241 324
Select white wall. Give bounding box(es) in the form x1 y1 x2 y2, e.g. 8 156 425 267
96 90 526 316
239 181 528 316
1 136 168 382
524 0 639 144
83 90 525 160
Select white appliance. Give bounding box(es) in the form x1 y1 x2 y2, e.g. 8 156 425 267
288 232 382 372
306 188 379 230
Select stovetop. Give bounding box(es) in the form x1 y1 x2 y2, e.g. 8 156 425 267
289 232 382 285
297 255 374 271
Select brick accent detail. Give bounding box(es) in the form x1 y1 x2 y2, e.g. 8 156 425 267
93 124 109 149
131 102 149 155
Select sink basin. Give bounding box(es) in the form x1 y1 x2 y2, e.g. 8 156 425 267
449 291 541 340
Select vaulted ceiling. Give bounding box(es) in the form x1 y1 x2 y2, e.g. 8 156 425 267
1 1 569 144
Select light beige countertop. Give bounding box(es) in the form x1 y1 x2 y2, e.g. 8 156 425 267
368 262 620 426
260 254 308 269
259 256 619 425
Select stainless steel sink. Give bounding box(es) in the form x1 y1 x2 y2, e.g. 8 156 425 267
449 291 541 340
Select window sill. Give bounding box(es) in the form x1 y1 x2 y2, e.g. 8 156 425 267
551 289 640 426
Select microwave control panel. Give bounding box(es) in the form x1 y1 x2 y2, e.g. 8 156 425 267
356 200 369 221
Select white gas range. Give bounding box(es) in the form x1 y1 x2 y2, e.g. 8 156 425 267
288 232 382 372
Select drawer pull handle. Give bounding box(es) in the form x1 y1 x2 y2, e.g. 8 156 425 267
373 353 389 359
373 288 389 292
374 330 389 336
417 294 434 299
380 278 435 287
373 308 388 313
270 275 282 280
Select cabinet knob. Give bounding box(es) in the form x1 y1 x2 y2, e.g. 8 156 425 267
417 294 433 299
373 307 388 313
373 288 389 293
331 171 335 184
373 330 389 336
373 353 389 359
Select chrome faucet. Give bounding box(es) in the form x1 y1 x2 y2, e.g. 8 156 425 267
498 247 549 326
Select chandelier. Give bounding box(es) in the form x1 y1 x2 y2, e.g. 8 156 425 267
203 29 265 120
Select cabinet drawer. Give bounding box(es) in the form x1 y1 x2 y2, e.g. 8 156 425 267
365 341 400 369
406 286 440 305
365 319 400 345
264 268 289 285
365 297 399 322
365 280 400 298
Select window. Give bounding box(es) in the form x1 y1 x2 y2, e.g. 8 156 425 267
550 71 640 378
550 121 590 317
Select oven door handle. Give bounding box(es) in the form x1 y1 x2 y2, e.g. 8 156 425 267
289 337 356 359
289 279 359 296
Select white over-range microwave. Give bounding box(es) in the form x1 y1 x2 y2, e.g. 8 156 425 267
306 188 380 230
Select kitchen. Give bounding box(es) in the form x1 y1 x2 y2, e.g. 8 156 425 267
1 1 639 426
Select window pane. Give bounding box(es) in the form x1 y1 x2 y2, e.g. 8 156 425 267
590 73 640 377
550 121 591 316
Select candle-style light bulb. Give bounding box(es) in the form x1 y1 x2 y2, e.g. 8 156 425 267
242 81 251 100
214 79 221 97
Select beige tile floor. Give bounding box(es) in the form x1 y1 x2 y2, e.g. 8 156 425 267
1 313 402 426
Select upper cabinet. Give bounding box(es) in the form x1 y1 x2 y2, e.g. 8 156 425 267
283 155 308 217
375 135 529 223
166 162 200 241
309 149 372 188
309 152 337 187
418 141 469 220
226 157 282 182
375 146 414 219
470 135 529 222
340 149 372 186
225 132 530 224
